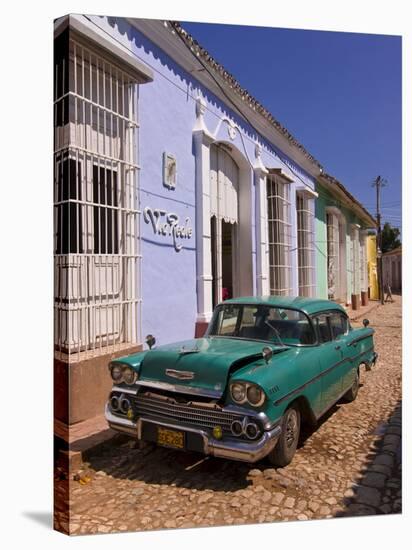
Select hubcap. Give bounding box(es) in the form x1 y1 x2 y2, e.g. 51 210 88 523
285 411 298 447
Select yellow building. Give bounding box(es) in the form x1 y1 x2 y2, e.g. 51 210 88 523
367 234 379 300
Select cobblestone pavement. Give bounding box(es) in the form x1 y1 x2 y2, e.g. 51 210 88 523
54 297 402 535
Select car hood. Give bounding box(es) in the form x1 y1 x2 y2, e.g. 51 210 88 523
137 337 287 397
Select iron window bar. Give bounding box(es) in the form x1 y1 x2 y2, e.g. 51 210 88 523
267 174 292 296
54 35 142 361
297 193 315 297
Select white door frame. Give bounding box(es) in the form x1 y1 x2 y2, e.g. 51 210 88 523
193 97 254 325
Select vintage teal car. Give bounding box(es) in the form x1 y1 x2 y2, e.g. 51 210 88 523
105 297 377 466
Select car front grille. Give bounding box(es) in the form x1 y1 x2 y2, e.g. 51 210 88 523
130 392 242 433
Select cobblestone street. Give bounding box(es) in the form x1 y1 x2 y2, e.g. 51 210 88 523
54 297 402 535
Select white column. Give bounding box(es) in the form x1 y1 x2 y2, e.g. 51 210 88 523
253 144 269 296
290 190 299 296
350 223 361 296
193 96 215 323
360 230 368 292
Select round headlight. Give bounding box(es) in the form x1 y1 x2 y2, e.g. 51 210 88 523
110 395 120 411
120 397 131 413
231 383 246 403
246 385 265 407
231 419 244 436
123 367 138 385
245 422 260 440
110 363 123 382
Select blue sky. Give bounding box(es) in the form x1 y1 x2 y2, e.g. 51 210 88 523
183 21 402 231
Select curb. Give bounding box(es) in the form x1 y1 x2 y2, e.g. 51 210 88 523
55 429 130 471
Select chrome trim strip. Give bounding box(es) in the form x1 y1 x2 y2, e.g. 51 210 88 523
315 376 362 420
111 385 138 395
273 345 375 407
347 333 374 346
165 369 195 380
135 379 223 399
351 346 375 362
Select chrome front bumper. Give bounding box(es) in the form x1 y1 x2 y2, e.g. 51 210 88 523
105 404 281 463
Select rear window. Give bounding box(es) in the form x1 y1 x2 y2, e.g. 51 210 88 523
313 314 331 343
330 312 349 339
312 311 350 343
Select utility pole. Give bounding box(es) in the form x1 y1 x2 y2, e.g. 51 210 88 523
373 176 386 304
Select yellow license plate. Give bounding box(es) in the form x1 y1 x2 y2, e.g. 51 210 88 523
157 427 185 449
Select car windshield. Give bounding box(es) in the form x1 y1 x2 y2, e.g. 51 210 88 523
207 304 316 346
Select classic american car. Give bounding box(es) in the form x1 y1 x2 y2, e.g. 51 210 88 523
105 296 377 466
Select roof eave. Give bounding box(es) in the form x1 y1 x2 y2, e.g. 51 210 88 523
127 17 323 178
318 173 376 228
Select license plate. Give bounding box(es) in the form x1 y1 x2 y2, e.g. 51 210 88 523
157 427 185 449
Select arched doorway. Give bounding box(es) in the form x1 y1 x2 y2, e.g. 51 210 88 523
210 143 239 307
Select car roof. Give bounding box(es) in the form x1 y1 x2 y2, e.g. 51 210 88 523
222 296 347 316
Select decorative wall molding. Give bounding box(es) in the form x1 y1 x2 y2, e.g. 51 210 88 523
253 142 268 175
193 95 214 140
226 118 237 140
162 152 177 189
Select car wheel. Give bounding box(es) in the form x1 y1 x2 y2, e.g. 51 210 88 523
268 405 300 467
343 369 360 402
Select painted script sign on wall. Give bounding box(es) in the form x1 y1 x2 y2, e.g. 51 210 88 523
143 207 193 252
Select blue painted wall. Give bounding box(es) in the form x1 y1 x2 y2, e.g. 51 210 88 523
88 16 317 346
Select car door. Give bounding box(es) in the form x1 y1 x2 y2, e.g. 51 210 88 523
329 311 354 392
312 312 344 414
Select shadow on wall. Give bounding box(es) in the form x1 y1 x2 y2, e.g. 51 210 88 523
337 400 402 517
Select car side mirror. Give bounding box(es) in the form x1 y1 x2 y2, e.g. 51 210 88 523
363 319 370 328
146 334 156 350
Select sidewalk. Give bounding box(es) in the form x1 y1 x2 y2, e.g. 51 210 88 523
55 414 125 470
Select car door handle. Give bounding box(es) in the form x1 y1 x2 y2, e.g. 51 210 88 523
335 345 341 350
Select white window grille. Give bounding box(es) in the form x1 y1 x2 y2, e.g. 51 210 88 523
296 193 315 297
267 175 292 296
350 225 361 296
327 213 340 300
54 32 142 360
